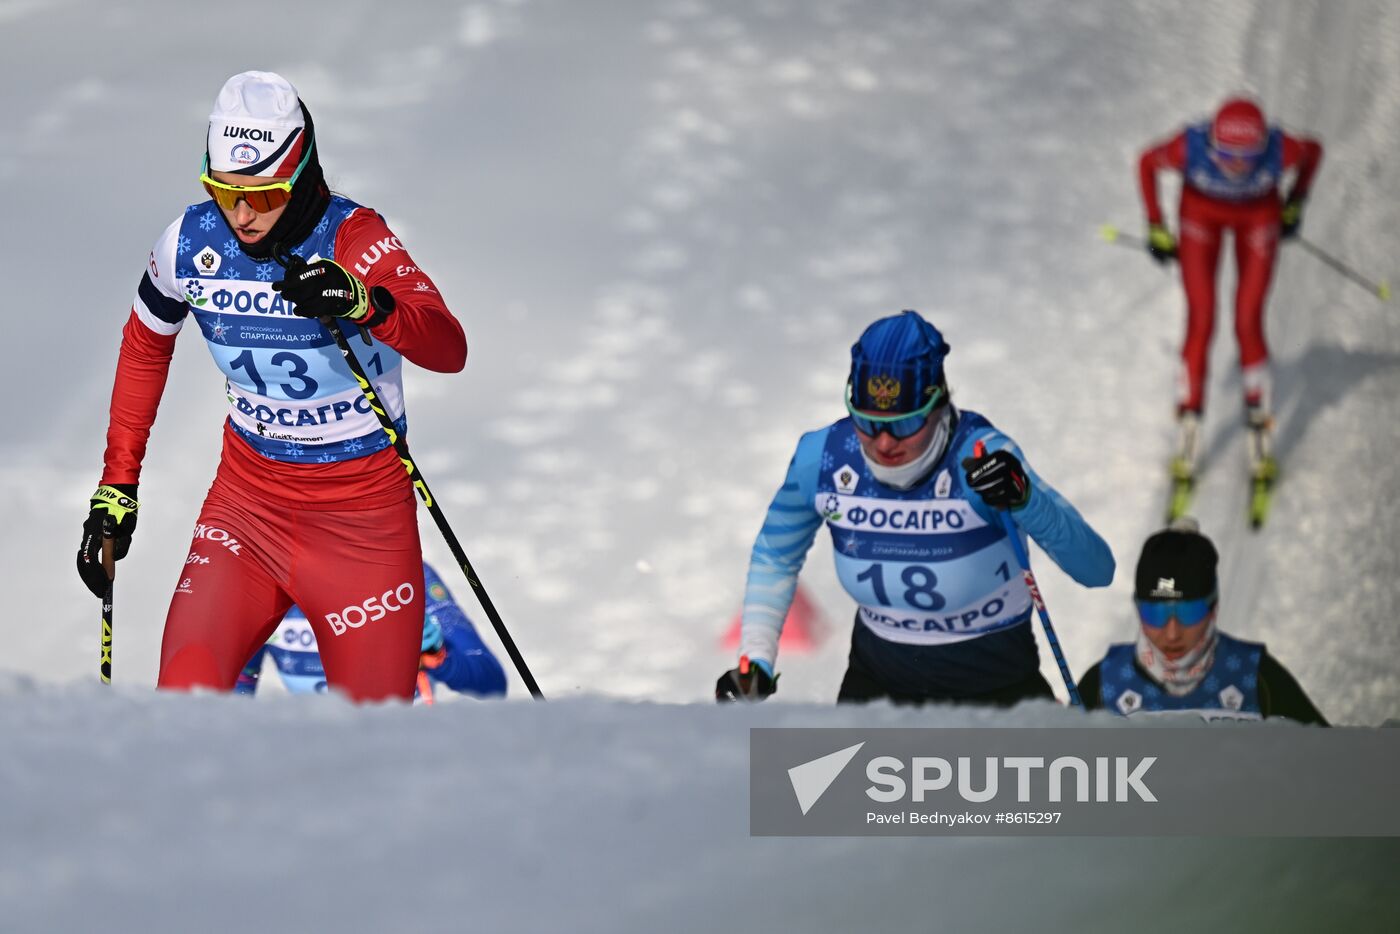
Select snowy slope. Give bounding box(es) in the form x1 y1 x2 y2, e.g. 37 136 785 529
1 681 1396 934
7 0 1396 722
2 0 1400 929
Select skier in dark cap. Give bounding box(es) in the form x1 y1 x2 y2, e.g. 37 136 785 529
1078 519 1326 723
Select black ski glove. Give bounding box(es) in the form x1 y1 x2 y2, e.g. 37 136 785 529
1280 196 1305 240
716 657 777 702
962 449 1031 511
1147 223 1178 264
76 484 139 598
273 258 393 326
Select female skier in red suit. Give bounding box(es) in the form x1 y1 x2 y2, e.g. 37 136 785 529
1138 96 1321 481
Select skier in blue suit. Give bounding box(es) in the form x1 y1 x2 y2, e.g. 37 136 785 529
718 310 1114 706
237 562 506 700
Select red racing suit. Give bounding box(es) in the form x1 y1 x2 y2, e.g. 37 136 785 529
1139 124 1322 414
100 196 466 702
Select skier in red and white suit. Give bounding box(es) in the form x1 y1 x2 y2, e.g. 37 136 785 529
75 72 467 702
1138 97 1322 424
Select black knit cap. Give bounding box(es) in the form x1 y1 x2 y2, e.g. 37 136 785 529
1134 524 1218 601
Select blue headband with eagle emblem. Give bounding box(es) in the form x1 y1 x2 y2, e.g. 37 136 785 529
849 310 950 413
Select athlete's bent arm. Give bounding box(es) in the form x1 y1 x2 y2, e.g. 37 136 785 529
1258 652 1328 726
333 210 467 374
1281 134 1324 202
1138 131 1187 227
425 623 508 698
959 431 1115 588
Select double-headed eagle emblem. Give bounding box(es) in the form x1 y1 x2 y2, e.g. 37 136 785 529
866 375 902 410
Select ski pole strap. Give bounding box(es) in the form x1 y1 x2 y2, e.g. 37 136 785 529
100 515 116 581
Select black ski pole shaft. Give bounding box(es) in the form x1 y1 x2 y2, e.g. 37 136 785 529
324 314 543 698
100 516 116 684
272 246 543 698
1295 236 1392 301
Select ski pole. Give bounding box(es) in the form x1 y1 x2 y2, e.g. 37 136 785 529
1294 236 1392 301
416 668 436 706
100 516 116 684
973 441 1082 707
328 310 544 699
273 248 545 700
1098 223 1146 250
1100 223 1178 263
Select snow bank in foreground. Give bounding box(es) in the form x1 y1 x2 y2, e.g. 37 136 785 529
0 681 1393 933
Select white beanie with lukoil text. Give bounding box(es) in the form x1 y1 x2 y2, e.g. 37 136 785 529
207 71 308 177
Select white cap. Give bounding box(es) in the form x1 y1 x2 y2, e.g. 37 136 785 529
207 71 308 176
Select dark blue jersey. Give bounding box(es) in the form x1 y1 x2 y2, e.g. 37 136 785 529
1094 633 1263 720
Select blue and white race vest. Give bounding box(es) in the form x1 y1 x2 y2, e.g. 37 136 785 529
1098 633 1264 721
740 408 1113 666
263 611 330 694
135 196 406 463
1183 123 1284 202
815 414 1031 646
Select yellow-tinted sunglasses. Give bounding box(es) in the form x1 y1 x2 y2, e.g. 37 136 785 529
199 147 311 213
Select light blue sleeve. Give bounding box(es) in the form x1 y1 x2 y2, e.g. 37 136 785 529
955 429 1115 588
738 429 829 666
